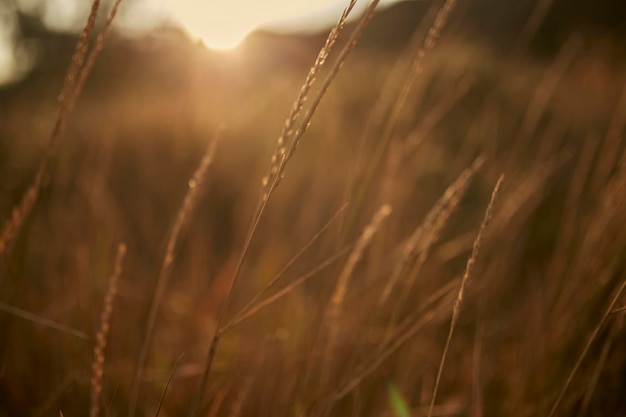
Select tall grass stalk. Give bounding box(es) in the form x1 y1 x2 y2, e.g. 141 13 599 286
155 354 184 417
374 157 486 370
262 0 358 194
33 374 78 417
345 1 438 210
0 0 123 255
0 301 88 340
547 275 626 417
188 3 382 415
335 280 458 400
221 204 348 331
576 319 621 417
509 37 581 160
350 0 459 224
515 0 557 53
380 155 486 305
90 243 127 417
427 175 503 417
320 204 391 388
222 244 353 332
590 84 626 193
546 133 598 292
128 136 219 417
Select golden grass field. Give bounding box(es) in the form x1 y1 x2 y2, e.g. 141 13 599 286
0 0 625 416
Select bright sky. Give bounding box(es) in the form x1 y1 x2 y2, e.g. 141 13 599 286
148 0 400 50
0 0 404 84
156 0 335 49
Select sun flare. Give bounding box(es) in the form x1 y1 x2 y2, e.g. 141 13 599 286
154 0 344 50
183 22 254 51
163 7 260 50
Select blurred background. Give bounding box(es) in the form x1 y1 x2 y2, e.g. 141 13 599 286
1 0 626 416
0 0 625 84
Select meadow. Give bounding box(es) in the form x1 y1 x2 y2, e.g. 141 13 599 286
0 0 625 416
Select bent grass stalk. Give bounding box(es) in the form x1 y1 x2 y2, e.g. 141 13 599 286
427 175 504 417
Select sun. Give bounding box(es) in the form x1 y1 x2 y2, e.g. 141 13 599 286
153 1 338 51
168 12 259 51
155 2 279 51
194 26 252 51
130 0 401 51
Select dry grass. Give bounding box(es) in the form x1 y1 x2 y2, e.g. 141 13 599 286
1 0 626 416
128 134 220 417
0 0 123 256
427 175 503 417
90 243 127 417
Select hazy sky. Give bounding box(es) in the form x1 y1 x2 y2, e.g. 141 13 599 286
147 0 401 49
0 0 404 84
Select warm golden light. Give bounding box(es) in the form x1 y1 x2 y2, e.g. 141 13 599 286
185 23 253 51
162 5 258 50
155 0 348 50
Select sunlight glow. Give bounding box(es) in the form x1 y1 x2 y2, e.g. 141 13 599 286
156 0 347 50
